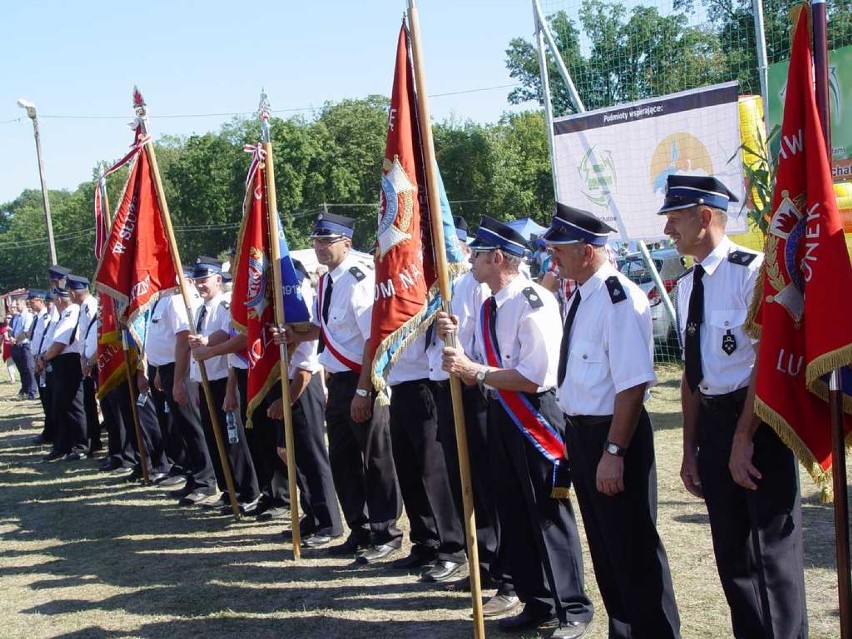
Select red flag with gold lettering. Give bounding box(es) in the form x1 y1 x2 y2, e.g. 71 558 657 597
94 140 178 338
747 6 852 497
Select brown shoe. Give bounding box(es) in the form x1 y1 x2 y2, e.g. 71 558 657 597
481 593 521 617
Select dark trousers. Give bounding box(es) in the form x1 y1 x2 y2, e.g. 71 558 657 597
326 370 401 544
198 376 259 503
101 382 136 468
83 374 102 450
149 363 188 472
136 390 171 475
565 410 680 638
390 379 465 562
49 353 88 456
436 382 510 589
161 367 215 492
697 391 807 639
12 344 36 397
488 391 592 624
38 372 55 443
257 374 343 537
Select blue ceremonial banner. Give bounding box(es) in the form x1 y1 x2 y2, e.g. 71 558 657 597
275 214 310 324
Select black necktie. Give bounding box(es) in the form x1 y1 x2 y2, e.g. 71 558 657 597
685 265 705 392
557 290 581 387
196 305 208 333
317 274 333 353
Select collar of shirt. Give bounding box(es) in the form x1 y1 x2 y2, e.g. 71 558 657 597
577 260 619 302
327 254 358 284
203 292 225 310
492 274 526 309
696 236 733 277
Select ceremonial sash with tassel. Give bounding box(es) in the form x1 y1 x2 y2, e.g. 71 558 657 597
317 274 362 374
480 297 571 498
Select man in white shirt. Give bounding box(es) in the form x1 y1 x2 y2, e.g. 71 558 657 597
28 291 52 445
68 274 103 454
40 286 87 462
10 294 36 399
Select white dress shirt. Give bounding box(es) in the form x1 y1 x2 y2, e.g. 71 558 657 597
388 333 430 385
426 271 490 381
190 293 231 382
77 295 99 359
675 236 762 396
30 311 51 356
556 262 657 416
146 296 179 367
472 275 562 391
289 278 321 379
313 255 374 374
52 303 83 356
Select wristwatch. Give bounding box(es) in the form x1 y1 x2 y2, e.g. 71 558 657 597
475 368 488 385
604 441 627 457
355 388 370 398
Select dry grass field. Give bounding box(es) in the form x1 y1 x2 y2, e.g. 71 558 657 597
0 366 847 639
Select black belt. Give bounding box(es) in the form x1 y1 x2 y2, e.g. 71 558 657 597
567 414 612 427
699 387 748 410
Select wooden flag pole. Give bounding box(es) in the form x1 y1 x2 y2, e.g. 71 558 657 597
406 3 484 636
811 2 852 635
100 175 150 484
132 88 241 520
259 92 302 560
120 332 151 483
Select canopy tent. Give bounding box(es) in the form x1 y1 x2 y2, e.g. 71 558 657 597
507 218 548 241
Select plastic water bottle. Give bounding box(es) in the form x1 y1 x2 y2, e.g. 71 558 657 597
38 373 46 388
226 411 239 444
163 402 170 415
136 392 148 407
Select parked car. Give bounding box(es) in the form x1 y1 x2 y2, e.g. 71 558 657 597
618 248 688 349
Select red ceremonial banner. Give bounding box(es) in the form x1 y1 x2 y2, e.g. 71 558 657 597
748 7 852 497
231 148 279 428
94 145 178 341
369 25 433 388
95 293 126 399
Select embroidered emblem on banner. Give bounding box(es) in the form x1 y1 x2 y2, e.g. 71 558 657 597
378 156 415 258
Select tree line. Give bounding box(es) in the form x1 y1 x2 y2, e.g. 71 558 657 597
4 0 850 290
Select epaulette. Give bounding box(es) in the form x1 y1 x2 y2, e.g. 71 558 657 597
221 300 231 310
604 276 627 304
728 250 758 266
349 266 366 282
521 286 543 309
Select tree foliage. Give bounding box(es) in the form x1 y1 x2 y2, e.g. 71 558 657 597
0 99 553 290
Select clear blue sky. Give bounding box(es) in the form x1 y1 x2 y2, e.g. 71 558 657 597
0 0 538 204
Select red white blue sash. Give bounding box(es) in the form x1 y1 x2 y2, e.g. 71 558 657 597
480 297 567 473
317 274 362 374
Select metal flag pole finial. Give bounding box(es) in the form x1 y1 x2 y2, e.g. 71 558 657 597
258 89 271 143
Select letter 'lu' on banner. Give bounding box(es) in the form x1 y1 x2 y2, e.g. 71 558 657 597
747 6 852 499
370 23 463 390
94 135 179 347
231 143 310 428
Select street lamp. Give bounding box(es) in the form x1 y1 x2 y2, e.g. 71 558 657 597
17 98 57 265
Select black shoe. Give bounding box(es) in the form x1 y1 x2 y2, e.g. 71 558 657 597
550 620 591 639
327 532 371 556
42 451 64 463
62 452 84 462
355 543 401 565
31 435 46 446
109 466 135 478
199 493 228 509
497 606 554 631
421 560 468 583
390 547 437 569
301 534 338 549
99 459 121 472
171 483 197 498
257 506 290 522
178 490 214 506
481 594 521 617
218 497 261 516
156 475 187 488
148 472 169 483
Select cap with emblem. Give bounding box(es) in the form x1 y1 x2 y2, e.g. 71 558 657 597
469 216 529 258
66 274 90 290
657 175 739 215
453 215 469 243
48 264 71 280
51 286 71 299
27 289 47 300
192 256 223 279
543 202 616 246
311 211 355 240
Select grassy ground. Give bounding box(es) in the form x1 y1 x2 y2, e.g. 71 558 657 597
0 367 847 639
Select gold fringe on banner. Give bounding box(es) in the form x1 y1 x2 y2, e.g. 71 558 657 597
806 345 852 388
754 396 835 502
744 261 766 340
